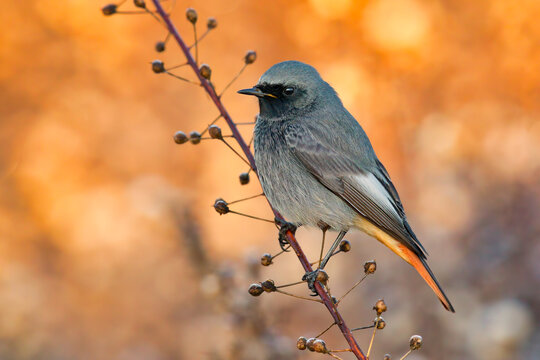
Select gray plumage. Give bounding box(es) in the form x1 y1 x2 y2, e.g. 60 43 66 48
252 61 424 257
239 60 454 312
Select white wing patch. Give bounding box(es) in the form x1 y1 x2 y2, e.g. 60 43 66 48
349 172 400 220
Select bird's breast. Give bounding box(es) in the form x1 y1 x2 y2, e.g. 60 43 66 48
253 120 357 230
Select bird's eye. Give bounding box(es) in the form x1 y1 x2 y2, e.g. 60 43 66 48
283 87 295 96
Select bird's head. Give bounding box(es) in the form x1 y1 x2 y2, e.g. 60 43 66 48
238 61 339 120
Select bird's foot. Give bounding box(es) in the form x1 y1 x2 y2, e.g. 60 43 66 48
302 270 320 295
275 217 297 251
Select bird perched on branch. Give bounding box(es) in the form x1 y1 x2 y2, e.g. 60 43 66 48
238 61 454 312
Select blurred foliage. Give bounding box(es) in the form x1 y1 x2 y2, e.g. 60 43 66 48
0 0 539 359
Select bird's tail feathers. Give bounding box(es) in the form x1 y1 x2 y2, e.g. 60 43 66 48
354 217 455 312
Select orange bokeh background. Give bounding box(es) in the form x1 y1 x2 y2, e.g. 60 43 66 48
1 0 539 359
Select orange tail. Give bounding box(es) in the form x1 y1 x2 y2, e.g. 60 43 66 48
355 217 455 312
397 244 455 312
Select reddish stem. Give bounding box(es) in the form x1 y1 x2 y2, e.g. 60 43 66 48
151 1 367 359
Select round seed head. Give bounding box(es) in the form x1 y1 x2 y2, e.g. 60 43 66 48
239 172 250 185
261 279 276 292
151 60 165 73
260 253 272 266
133 0 146 8
248 283 264 296
213 199 229 215
409 335 423 350
207 17 218 29
155 41 165 52
244 50 257 64
313 339 328 354
296 337 307 350
375 316 386 329
374 299 387 315
316 270 329 285
339 239 351 252
186 8 198 24
101 4 117 16
208 125 222 139
364 260 377 274
173 131 189 144
199 64 211 80
384 354 391 360
306 338 317 352
189 131 202 144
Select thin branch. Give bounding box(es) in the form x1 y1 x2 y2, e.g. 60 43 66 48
275 289 323 303
219 63 247 97
149 2 367 358
316 322 336 338
336 274 368 305
220 139 253 168
399 350 412 360
228 210 274 224
227 193 264 205
275 280 304 289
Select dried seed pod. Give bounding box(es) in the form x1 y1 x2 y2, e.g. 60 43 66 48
199 64 211 80
189 131 201 144
213 199 229 215
207 17 218 29
239 172 250 185
101 4 117 16
133 0 145 8
296 337 307 350
244 50 257 64
373 299 387 315
151 60 165 73
316 270 329 285
306 338 317 352
208 125 222 139
375 316 386 329
313 339 328 354
155 41 165 52
260 253 272 266
364 260 377 274
339 239 351 252
261 279 276 292
173 131 189 144
186 8 198 24
248 283 264 296
383 354 391 360
409 335 423 350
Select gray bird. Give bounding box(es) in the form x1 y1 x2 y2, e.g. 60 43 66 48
238 61 454 312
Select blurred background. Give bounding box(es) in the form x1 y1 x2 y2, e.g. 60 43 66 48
1 0 539 359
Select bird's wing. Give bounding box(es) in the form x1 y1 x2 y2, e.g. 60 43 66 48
284 123 427 258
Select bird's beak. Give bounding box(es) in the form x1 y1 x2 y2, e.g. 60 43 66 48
237 87 277 98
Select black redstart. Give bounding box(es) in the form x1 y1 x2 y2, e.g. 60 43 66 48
238 61 454 312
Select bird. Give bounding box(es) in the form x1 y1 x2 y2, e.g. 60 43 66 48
238 60 454 312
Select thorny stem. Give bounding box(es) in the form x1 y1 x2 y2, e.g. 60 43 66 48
150 1 367 359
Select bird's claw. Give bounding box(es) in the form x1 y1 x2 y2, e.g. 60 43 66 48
302 270 320 296
275 217 297 252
